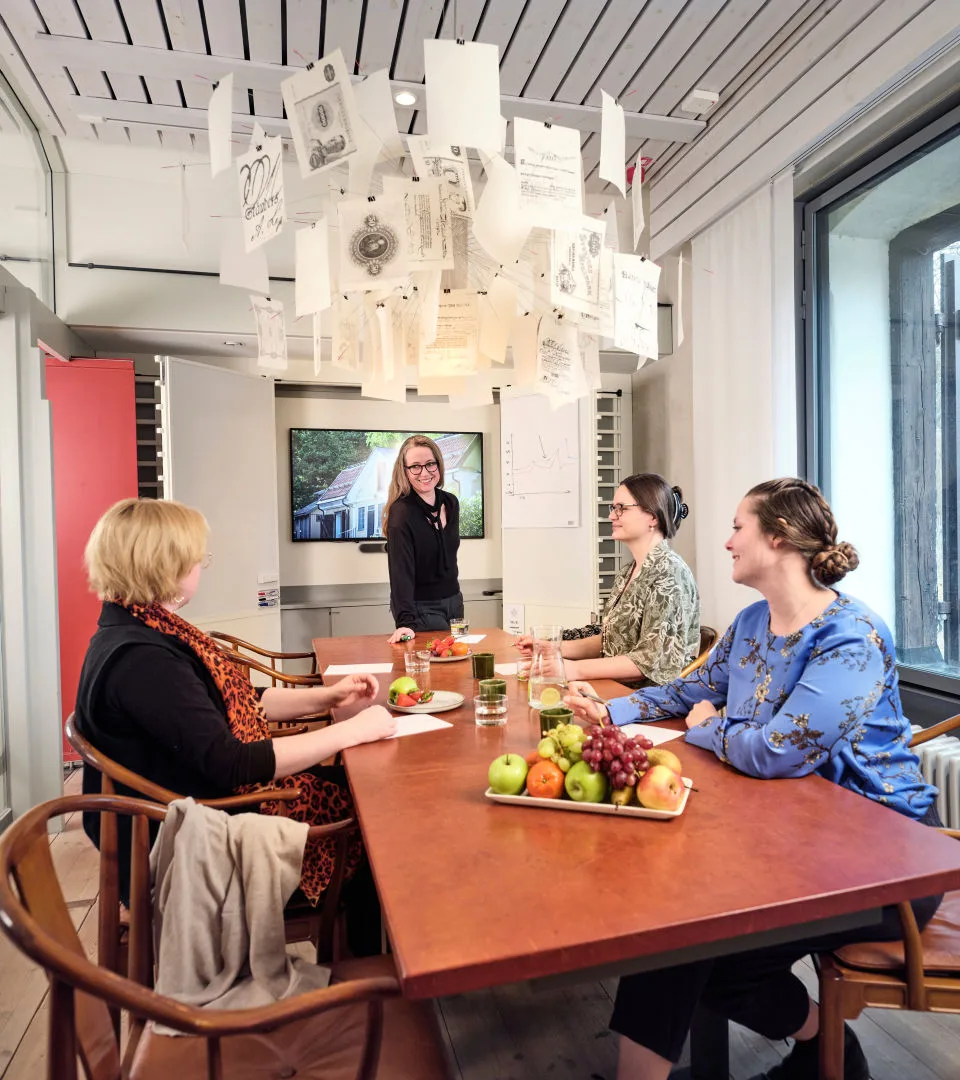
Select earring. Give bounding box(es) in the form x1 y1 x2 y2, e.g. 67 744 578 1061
172 594 185 607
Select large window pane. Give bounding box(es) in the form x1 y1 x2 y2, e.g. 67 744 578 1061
813 122 960 682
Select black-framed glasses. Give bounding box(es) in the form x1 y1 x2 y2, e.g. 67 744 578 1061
406 461 440 475
608 502 641 519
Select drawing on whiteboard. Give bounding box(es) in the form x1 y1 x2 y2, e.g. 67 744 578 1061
501 393 581 529
502 432 578 497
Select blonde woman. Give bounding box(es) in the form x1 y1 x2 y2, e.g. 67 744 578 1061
383 434 464 644
75 497 395 955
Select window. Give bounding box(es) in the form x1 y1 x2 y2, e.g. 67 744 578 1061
807 109 960 685
367 505 374 535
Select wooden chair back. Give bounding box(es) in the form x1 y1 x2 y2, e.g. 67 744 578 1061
679 625 719 680
208 631 320 683
816 715 960 1078
64 716 349 965
0 794 400 1080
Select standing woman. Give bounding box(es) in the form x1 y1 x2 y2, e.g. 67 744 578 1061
518 474 700 685
384 434 464 644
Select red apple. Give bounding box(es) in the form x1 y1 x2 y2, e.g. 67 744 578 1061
636 764 685 811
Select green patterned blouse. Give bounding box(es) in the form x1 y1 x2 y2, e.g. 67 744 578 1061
594 541 700 684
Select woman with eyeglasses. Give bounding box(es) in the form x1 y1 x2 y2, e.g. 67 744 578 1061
383 434 465 644
75 497 396 956
516 473 700 685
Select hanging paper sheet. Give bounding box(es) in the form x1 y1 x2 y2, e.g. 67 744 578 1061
550 216 606 316
421 291 480 377
471 153 530 266
613 254 661 361
250 295 287 370
281 48 359 179
337 195 410 292
350 69 404 194
208 73 234 178
536 315 589 405
598 90 626 197
423 40 502 157
295 219 332 317
382 176 452 270
514 118 583 227
632 156 645 252
237 133 285 252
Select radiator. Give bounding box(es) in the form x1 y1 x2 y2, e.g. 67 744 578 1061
915 731 960 829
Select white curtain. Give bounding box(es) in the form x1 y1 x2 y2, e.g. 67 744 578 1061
690 171 797 631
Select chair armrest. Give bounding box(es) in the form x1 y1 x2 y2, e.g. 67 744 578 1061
199 788 302 810
306 817 358 841
269 725 309 738
911 713 960 745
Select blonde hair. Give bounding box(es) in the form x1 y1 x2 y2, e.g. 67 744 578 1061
381 435 446 535
85 498 209 605
746 478 859 586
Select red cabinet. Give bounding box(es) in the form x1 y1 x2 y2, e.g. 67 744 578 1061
45 358 139 761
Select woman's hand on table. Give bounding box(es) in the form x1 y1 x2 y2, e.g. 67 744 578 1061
344 704 397 744
685 700 720 729
513 634 533 657
563 681 608 728
326 673 379 709
387 627 415 644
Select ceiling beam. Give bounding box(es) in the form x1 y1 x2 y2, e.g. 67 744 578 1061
34 32 705 143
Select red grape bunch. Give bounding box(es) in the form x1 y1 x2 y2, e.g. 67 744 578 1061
581 726 654 790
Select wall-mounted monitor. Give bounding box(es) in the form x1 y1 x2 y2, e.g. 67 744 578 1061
290 429 485 542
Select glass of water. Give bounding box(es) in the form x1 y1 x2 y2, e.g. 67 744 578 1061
403 649 432 691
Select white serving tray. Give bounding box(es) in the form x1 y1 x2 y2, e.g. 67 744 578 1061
483 778 692 820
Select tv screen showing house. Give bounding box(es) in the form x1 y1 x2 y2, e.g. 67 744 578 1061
290 429 485 541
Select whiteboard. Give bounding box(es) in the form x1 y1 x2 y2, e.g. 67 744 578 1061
500 392 580 529
160 358 280 625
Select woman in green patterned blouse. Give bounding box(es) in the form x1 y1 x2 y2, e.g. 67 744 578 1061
518 474 701 685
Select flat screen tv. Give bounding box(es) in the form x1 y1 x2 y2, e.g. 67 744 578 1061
290 429 485 541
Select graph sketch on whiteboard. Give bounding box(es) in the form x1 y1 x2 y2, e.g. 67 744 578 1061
501 393 580 528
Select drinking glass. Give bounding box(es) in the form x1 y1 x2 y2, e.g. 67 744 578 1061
450 617 470 637
538 705 574 738
474 694 508 727
527 625 566 709
471 652 495 680
403 649 431 690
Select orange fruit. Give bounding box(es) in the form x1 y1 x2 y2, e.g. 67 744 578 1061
526 759 565 799
452 642 469 656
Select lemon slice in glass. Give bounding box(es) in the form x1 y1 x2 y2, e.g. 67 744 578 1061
539 687 562 708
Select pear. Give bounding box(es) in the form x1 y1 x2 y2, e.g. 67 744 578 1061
610 786 635 807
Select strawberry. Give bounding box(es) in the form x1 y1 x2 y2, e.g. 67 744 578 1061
396 693 416 708
442 649 453 657
409 690 423 703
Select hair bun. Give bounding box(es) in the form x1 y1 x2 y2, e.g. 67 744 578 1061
811 541 860 585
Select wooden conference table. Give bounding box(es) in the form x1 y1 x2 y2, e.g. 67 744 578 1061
315 628 960 1003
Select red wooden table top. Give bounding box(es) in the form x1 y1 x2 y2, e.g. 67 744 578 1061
315 628 960 999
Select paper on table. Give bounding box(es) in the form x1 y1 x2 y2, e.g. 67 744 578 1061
495 662 518 676
323 663 395 675
281 48 359 179
619 723 685 747
250 295 287 370
471 154 530 266
424 40 502 157
387 714 454 739
631 155 645 252
295 220 332 317
219 222 269 294
456 634 486 644
613 253 661 361
598 90 626 197
208 73 234 178
514 117 583 227
237 133 285 251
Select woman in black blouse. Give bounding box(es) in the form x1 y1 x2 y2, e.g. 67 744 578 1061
383 434 464 643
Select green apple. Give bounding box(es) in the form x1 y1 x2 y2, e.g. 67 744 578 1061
565 760 608 803
388 676 419 697
488 754 528 795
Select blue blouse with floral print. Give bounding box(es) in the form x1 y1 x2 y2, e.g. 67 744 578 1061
606 593 937 820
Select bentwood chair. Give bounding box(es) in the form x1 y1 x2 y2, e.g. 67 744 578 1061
816 712 960 1080
679 625 718 679
208 631 321 681
0 793 452 1080
65 716 351 967
214 644 331 728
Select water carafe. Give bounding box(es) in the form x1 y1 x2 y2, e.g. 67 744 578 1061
527 625 567 709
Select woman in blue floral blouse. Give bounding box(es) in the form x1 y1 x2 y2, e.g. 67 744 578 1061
566 478 939 1080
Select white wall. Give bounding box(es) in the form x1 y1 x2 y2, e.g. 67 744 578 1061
275 393 502 588
826 235 895 626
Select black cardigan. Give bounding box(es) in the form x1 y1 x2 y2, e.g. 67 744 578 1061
75 602 275 901
386 489 461 629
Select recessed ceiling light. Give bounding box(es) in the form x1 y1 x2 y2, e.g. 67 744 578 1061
222 340 244 347
394 90 417 107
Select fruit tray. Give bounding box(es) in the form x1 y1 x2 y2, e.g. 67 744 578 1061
428 651 472 663
483 778 692 820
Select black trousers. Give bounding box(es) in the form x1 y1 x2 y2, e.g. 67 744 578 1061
411 591 464 632
611 804 944 1063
